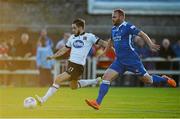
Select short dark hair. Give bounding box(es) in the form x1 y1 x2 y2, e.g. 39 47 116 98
113 9 125 17
72 18 85 28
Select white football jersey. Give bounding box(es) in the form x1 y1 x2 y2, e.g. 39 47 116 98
66 32 99 65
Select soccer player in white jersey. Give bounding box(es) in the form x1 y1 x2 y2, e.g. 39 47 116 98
35 18 108 105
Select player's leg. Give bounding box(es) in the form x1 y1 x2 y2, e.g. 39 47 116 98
65 61 102 89
77 77 102 88
129 61 176 87
35 60 76 105
97 69 118 104
36 72 71 105
85 60 123 110
85 69 119 110
70 79 78 89
142 73 176 87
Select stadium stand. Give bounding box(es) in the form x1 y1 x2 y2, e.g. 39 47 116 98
0 0 180 36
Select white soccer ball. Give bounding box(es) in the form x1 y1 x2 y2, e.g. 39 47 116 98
23 97 37 108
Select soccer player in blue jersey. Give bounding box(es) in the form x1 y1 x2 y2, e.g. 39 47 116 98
85 9 176 110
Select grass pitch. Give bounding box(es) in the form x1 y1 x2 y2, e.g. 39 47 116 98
0 87 179 118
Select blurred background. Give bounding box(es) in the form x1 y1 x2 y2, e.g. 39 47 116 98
0 0 180 87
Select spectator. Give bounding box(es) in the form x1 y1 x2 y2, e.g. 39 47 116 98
0 40 9 58
0 40 9 85
36 36 54 87
7 36 17 71
173 39 180 57
55 32 71 50
158 38 176 70
135 37 158 70
105 46 115 60
15 33 33 69
159 38 176 59
95 39 115 69
40 28 54 48
55 32 71 59
0 40 9 69
95 45 105 57
16 33 33 58
7 36 16 57
135 37 151 59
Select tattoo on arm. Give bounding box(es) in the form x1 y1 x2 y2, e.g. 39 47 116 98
97 39 108 48
53 46 69 58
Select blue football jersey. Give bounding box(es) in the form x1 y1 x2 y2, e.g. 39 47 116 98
111 21 141 60
110 21 148 75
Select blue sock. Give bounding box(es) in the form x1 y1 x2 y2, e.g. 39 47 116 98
152 75 167 84
96 80 110 105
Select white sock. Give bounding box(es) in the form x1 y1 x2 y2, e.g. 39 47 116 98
42 84 59 102
78 79 98 88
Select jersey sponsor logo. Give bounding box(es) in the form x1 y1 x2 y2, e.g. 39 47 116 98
73 40 84 48
113 36 121 41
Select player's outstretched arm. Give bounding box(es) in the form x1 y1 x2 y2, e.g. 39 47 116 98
138 31 160 52
96 39 112 57
97 39 109 48
47 46 69 60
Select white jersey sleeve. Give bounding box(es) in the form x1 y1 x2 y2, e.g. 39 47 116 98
65 35 73 48
89 33 99 44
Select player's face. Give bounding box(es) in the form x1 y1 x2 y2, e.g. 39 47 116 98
112 12 124 26
72 24 81 35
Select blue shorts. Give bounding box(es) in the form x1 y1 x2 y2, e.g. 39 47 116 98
109 58 147 76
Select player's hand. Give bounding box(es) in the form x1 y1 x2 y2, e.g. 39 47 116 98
149 43 160 52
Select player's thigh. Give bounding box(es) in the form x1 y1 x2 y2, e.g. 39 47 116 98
54 72 71 84
66 61 84 89
109 59 125 75
103 68 119 81
127 61 147 76
66 61 84 79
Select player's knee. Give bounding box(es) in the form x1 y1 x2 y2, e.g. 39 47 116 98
141 74 153 84
54 79 58 84
54 77 61 85
102 75 111 81
147 78 153 84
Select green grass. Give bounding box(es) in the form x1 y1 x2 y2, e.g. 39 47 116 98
0 87 180 118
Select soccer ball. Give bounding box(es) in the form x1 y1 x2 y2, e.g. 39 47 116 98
23 97 37 108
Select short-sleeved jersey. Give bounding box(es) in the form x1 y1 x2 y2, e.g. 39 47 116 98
111 21 141 60
66 32 99 65
110 21 148 76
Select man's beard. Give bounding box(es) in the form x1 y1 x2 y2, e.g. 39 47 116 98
76 30 80 35
113 20 121 26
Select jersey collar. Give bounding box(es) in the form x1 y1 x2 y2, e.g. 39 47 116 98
74 32 85 37
113 21 127 29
